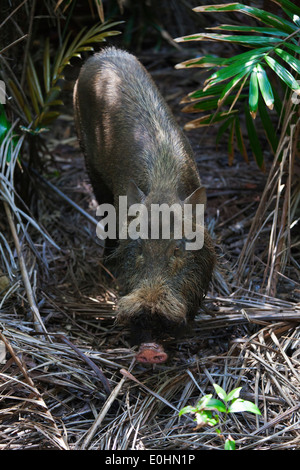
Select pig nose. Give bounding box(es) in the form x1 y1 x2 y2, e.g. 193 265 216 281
136 348 168 364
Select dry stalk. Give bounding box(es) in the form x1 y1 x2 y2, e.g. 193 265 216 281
236 93 299 295
0 330 69 450
3 201 48 336
268 121 299 295
79 372 128 449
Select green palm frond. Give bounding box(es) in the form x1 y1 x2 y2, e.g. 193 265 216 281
175 1 300 166
8 21 122 132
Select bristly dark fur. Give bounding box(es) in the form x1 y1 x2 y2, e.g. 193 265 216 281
73 47 216 349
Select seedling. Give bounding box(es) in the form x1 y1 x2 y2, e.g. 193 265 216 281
179 384 261 450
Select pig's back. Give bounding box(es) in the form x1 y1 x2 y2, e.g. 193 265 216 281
73 48 200 199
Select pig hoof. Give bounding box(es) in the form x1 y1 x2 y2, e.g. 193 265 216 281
136 343 168 364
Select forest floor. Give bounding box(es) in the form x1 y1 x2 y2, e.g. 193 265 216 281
0 46 299 450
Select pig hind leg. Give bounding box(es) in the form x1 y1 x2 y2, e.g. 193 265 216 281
85 163 117 254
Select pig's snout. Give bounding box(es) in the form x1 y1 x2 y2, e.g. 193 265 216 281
136 343 168 364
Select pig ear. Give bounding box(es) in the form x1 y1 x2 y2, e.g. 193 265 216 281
127 180 145 207
184 187 207 210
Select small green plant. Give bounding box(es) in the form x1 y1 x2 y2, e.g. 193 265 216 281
179 384 261 450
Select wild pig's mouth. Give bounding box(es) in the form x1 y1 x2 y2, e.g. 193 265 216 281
115 283 188 363
116 282 187 325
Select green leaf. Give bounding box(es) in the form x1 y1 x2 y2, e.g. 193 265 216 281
218 71 249 108
52 22 121 84
228 398 261 415
223 47 273 66
38 110 60 126
195 410 211 423
52 31 72 83
84 30 121 43
184 110 238 129
265 55 300 93
206 398 227 413
225 438 236 450
193 3 297 34
76 46 94 53
176 55 227 69
8 79 32 122
213 384 228 401
205 60 256 89
64 27 88 62
228 118 235 165
249 70 259 118
45 99 64 107
235 117 249 163
272 84 283 116
27 55 44 107
0 104 10 142
275 48 300 74
176 32 282 46
19 125 48 135
258 96 279 154
284 42 300 54
226 387 242 402
216 117 233 147
0 104 19 162
182 97 220 113
26 67 40 116
244 103 264 169
179 405 197 416
196 394 213 410
193 410 217 427
186 84 226 102
182 93 247 113
256 63 274 109
195 410 219 427
209 24 288 37
43 37 50 94
207 416 219 426
271 0 300 16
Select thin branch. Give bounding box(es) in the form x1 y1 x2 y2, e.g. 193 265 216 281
21 0 36 88
3 200 48 336
0 34 28 55
0 0 28 30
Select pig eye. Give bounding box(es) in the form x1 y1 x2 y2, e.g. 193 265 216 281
173 240 185 256
174 246 180 257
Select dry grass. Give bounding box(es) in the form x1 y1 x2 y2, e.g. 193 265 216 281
0 53 299 451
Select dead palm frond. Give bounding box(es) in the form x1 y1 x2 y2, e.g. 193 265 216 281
236 90 299 295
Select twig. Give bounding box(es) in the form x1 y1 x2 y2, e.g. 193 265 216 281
0 330 69 450
3 201 48 336
21 0 36 88
0 34 28 55
78 360 136 449
0 0 28 29
120 368 180 414
269 121 299 296
25 163 104 246
58 334 111 395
